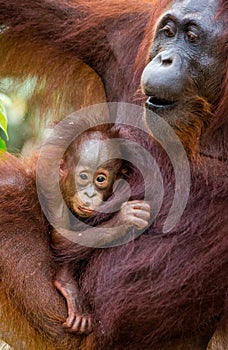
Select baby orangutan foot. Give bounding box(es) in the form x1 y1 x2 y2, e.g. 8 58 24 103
54 278 92 334
63 307 92 334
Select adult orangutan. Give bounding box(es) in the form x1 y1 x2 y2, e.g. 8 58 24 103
0 0 227 349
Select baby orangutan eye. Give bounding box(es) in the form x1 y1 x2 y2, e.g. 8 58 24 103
79 173 88 180
96 175 106 183
95 174 109 188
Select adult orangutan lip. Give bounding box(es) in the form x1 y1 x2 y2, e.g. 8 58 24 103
146 96 176 110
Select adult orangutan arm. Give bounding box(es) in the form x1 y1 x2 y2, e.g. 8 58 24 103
0 0 152 102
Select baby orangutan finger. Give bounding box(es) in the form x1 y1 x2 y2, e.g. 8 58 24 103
129 200 151 211
122 200 150 211
132 209 150 221
129 216 149 230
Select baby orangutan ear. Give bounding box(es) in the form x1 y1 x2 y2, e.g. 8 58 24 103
59 158 68 178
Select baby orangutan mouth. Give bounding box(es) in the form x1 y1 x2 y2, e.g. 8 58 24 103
78 205 95 215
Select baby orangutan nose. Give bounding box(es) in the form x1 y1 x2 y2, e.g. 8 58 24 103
84 186 97 199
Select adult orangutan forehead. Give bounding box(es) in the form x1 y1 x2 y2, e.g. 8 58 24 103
169 0 218 18
171 0 218 15
171 0 217 9
163 0 223 36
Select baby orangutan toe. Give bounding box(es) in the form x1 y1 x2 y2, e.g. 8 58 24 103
64 313 92 334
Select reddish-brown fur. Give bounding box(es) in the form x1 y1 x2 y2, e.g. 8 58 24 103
0 1 227 349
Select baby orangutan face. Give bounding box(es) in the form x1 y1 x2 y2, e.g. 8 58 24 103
60 131 125 218
72 160 121 218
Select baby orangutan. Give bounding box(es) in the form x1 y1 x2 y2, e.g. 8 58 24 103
51 126 151 334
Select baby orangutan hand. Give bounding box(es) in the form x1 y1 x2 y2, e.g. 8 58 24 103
118 200 151 230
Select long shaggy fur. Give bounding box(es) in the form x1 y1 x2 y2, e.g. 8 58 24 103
0 1 227 349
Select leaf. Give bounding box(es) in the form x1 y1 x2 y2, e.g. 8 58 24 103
0 137 6 151
0 102 8 140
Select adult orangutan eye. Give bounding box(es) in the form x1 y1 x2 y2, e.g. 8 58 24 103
186 30 199 43
161 23 176 37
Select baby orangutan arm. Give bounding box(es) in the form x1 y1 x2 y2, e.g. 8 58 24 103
52 199 150 334
68 199 151 247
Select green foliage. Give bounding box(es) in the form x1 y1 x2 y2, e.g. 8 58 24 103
0 137 6 150
0 98 8 150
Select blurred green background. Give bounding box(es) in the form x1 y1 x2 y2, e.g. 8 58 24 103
0 78 45 155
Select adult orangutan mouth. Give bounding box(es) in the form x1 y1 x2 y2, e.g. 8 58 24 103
146 96 177 110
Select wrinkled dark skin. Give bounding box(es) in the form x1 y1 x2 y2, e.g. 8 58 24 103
141 0 225 127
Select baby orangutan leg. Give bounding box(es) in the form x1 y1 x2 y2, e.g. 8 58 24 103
54 264 92 334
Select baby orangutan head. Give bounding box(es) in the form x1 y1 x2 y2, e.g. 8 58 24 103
59 130 126 218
